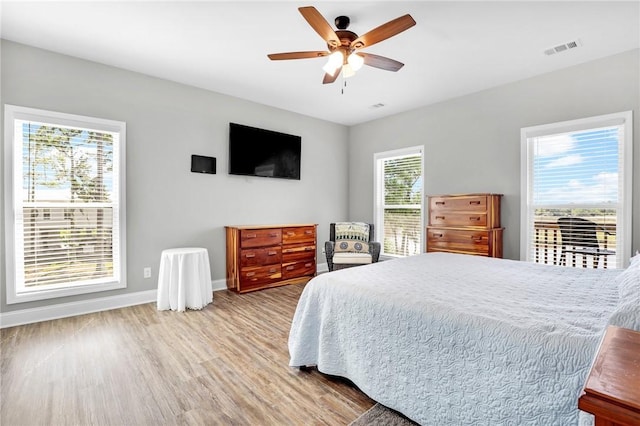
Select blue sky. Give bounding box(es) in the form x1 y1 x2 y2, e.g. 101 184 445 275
532 126 619 205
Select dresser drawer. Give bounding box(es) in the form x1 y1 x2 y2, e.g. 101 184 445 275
240 247 282 267
240 265 282 289
282 260 316 279
240 228 282 248
282 243 316 263
282 226 316 245
427 228 489 255
430 212 487 227
430 195 487 212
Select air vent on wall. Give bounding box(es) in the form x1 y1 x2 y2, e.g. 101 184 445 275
544 39 582 56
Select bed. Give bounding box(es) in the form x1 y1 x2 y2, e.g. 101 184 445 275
288 252 640 425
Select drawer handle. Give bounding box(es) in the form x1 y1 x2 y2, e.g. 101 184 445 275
305 230 313 234
469 200 481 205
305 263 312 267
269 268 277 273
305 247 314 251
245 233 256 239
470 216 481 221
246 272 256 277
269 233 278 237
435 216 445 220
433 233 443 238
268 251 277 256
286 232 295 236
286 266 295 271
245 253 256 258
471 236 483 241
435 201 445 205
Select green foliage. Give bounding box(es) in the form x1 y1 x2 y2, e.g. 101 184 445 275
24 126 113 202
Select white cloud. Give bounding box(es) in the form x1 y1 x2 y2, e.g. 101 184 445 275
544 154 583 169
536 172 619 204
534 134 576 157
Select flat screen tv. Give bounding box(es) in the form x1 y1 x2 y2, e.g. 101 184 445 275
228 123 301 180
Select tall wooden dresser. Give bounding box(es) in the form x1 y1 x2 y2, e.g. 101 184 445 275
426 193 503 258
225 224 317 293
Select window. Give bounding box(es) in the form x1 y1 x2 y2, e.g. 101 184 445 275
374 146 424 257
521 111 632 269
4 105 126 303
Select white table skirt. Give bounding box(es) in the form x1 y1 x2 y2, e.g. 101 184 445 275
157 247 213 312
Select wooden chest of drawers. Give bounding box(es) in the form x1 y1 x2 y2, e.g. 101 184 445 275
426 194 503 258
226 224 317 293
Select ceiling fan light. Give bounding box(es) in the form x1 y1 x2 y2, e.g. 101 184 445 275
348 53 364 71
342 64 356 78
322 51 343 73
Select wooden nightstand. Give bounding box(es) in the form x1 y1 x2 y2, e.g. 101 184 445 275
578 326 640 426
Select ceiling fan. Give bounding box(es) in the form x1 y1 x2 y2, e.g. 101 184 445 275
267 6 416 84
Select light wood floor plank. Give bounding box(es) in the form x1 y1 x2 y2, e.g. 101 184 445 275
0 284 374 425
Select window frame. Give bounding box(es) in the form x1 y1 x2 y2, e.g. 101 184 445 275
4 104 127 304
373 145 425 258
520 111 633 268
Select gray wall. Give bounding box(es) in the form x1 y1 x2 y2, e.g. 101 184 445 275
349 49 640 260
0 40 349 312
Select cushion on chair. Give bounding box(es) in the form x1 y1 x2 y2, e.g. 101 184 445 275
335 222 370 243
333 252 373 265
334 240 370 254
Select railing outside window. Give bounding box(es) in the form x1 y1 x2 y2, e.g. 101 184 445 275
532 220 616 268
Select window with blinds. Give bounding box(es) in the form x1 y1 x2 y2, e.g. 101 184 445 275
520 111 632 269
374 146 424 257
4 105 126 303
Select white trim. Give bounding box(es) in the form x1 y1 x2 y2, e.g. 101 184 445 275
520 111 633 267
1 280 229 328
373 145 425 256
0 290 156 328
4 104 127 304
211 278 227 292
317 262 329 274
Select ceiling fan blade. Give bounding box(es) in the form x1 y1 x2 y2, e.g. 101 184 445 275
322 67 342 84
268 51 329 60
360 53 404 72
352 14 416 50
298 6 341 48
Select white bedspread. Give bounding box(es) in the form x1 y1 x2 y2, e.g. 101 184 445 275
289 253 631 425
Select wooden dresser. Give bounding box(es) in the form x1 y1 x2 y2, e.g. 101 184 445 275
426 193 503 258
578 326 640 426
225 224 317 293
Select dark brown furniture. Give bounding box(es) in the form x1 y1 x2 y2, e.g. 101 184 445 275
225 224 317 293
426 193 503 257
578 326 640 426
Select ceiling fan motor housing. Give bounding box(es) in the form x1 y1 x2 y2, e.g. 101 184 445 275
335 15 350 29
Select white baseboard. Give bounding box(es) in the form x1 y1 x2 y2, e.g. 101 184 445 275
1 279 230 329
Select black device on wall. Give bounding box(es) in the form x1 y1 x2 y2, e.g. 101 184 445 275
228 123 301 180
191 155 217 174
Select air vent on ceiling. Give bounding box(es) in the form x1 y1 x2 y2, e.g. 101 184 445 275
544 39 582 56
371 103 385 109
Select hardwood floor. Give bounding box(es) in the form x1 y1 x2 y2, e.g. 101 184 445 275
0 284 374 425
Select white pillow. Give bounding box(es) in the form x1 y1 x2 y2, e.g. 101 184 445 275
608 259 640 331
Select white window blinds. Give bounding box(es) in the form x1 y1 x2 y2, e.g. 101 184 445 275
375 147 424 257
5 105 126 303
521 111 632 269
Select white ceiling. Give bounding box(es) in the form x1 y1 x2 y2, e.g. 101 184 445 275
1 1 639 126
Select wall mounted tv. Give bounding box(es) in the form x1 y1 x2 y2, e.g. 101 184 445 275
228 123 301 180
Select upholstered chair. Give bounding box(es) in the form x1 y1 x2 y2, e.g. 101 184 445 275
325 222 381 271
